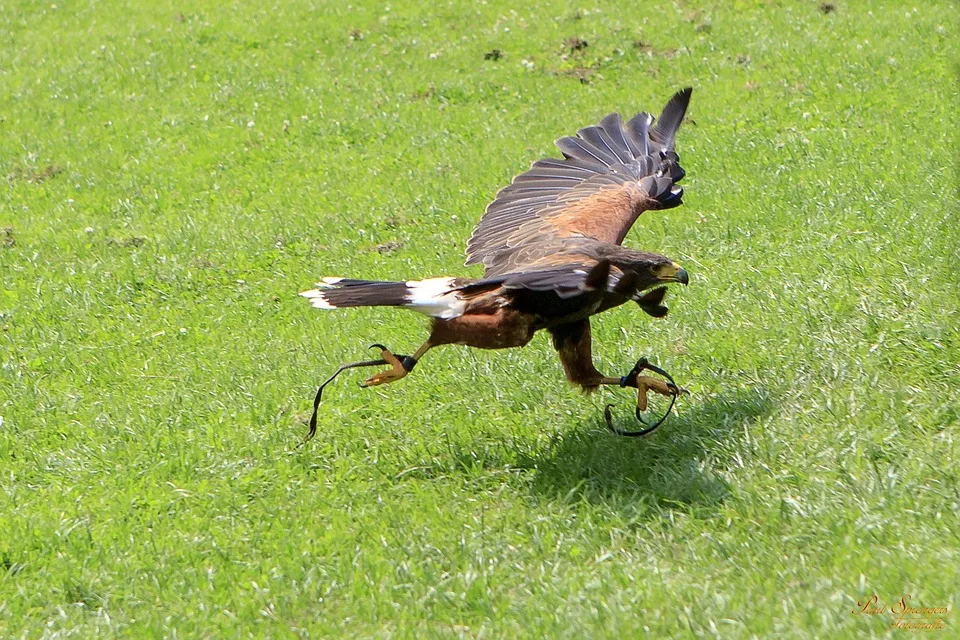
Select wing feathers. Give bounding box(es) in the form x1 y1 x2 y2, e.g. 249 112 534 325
625 112 653 157
495 261 615 300
466 89 693 275
649 87 692 151
530 157 594 169
509 178 579 190
555 136 612 167
577 126 631 165
488 193 564 208
598 113 633 161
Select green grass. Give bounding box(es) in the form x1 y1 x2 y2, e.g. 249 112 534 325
2 0 958 637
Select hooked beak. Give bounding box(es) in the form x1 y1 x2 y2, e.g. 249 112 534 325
655 262 689 286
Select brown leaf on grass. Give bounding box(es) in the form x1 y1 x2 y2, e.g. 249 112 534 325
564 37 588 54
106 236 147 248
7 164 63 184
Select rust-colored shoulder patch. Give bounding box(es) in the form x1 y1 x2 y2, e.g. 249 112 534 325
545 180 651 245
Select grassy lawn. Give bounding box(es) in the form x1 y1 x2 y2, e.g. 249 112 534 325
2 0 958 636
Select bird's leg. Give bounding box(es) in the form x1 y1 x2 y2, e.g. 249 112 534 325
550 320 687 435
360 341 433 388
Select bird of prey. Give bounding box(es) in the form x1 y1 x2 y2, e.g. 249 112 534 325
301 88 693 439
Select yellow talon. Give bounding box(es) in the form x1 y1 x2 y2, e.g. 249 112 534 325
360 348 409 387
635 375 686 412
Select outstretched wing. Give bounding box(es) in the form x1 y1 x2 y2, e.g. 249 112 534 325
466 88 692 276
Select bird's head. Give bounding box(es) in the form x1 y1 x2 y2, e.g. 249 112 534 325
650 259 689 286
615 254 688 318
623 253 689 291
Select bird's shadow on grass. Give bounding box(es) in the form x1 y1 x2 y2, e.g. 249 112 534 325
517 388 776 513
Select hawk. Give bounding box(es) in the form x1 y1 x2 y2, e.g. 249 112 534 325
301 88 693 438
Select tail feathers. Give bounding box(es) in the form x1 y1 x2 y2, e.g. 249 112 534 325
300 276 467 319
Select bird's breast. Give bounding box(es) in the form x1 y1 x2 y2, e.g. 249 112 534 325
428 308 537 350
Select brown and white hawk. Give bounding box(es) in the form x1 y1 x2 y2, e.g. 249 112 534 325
301 88 693 438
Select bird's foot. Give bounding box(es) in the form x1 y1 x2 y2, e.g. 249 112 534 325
634 375 688 411
605 357 687 437
359 344 418 388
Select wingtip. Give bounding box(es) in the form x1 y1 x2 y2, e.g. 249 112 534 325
651 87 693 150
663 87 693 116
669 87 693 108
